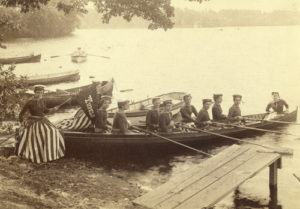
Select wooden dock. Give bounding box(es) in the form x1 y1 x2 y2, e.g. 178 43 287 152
134 144 282 209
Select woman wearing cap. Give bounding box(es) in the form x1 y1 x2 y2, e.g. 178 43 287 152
266 92 289 114
228 95 243 122
180 94 198 123
16 85 65 163
95 96 112 133
159 100 175 133
212 94 227 121
195 99 213 128
146 97 161 131
112 100 131 134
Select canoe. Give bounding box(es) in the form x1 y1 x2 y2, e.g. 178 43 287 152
107 92 186 124
25 70 80 86
62 108 298 146
0 54 41 65
42 80 114 108
71 55 87 63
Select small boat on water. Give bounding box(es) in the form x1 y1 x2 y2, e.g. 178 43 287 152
62 108 298 146
25 70 80 86
42 79 114 108
71 48 87 63
0 54 41 65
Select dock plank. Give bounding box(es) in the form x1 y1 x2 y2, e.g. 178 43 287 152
175 152 280 209
155 148 258 209
134 145 248 207
134 145 281 209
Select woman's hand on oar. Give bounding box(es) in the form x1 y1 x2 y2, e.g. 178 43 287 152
88 54 110 59
131 126 213 157
179 124 293 155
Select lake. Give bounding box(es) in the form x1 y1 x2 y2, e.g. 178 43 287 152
1 26 300 208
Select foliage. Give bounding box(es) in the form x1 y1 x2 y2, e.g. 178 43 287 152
0 0 208 31
0 65 28 120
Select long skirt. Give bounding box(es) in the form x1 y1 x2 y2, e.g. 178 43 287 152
16 118 65 164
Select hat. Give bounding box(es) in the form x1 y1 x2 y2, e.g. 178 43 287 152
33 85 46 92
183 94 192 100
163 100 173 106
272 92 279 95
101 95 112 100
152 97 161 103
213 94 223 101
233 94 242 100
202 99 212 104
117 100 130 108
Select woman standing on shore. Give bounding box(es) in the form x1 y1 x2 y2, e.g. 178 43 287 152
16 85 65 164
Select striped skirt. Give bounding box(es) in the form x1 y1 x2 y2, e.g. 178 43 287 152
16 118 65 164
56 109 92 131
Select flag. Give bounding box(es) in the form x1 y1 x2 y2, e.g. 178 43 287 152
76 82 99 125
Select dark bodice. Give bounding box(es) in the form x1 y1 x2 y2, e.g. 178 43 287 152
146 109 160 130
95 109 109 130
196 108 210 127
228 105 241 122
19 99 49 121
266 99 289 114
159 112 172 132
112 112 129 134
212 103 227 121
180 105 197 122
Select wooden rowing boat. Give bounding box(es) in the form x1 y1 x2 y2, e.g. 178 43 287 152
43 80 114 108
0 54 41 65
25 70 80 86
62 108 298 146
107 92 186 124
71 55 87 63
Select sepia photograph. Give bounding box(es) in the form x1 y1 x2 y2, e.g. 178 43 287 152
0 0 299 208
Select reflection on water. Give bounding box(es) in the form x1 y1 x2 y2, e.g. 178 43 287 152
1 26 300 208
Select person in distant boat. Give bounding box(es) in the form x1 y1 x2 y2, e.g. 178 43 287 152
95 96 112 133
180 94 198 123
195 99 213 128
146 97 161 131
73 47 85 56
212 94 227 121
16 85 65 164
112 100 132 134
266 92 289 114
159 100 175 133
228 95 243 123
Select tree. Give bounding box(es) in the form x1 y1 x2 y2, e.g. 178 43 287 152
0 64 28 120
0 0 208 31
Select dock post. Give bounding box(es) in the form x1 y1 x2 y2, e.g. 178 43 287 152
269 159 281 209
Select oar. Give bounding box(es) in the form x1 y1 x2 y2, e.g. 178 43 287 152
293 173 300 182
50 54 71 58
55 98 72 109
131 126 213 157
212 122 300 137
0 133 15 145
88 54 110 59
180 125 293 155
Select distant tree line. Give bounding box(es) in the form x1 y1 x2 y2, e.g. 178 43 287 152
0 4 80 40
80 8 300 29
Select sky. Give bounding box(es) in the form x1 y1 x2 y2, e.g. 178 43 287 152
172 0 300 11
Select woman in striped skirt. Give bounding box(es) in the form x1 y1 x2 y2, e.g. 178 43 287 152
16 85 65 163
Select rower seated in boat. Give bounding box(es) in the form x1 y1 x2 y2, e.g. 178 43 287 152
159 100 175 133
146 97 161 131
112 100 132 134
212 94 227 122
195 99 213 128
94 96 112 133
266 92 289 114
228 94 244 123
180 94 197 123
